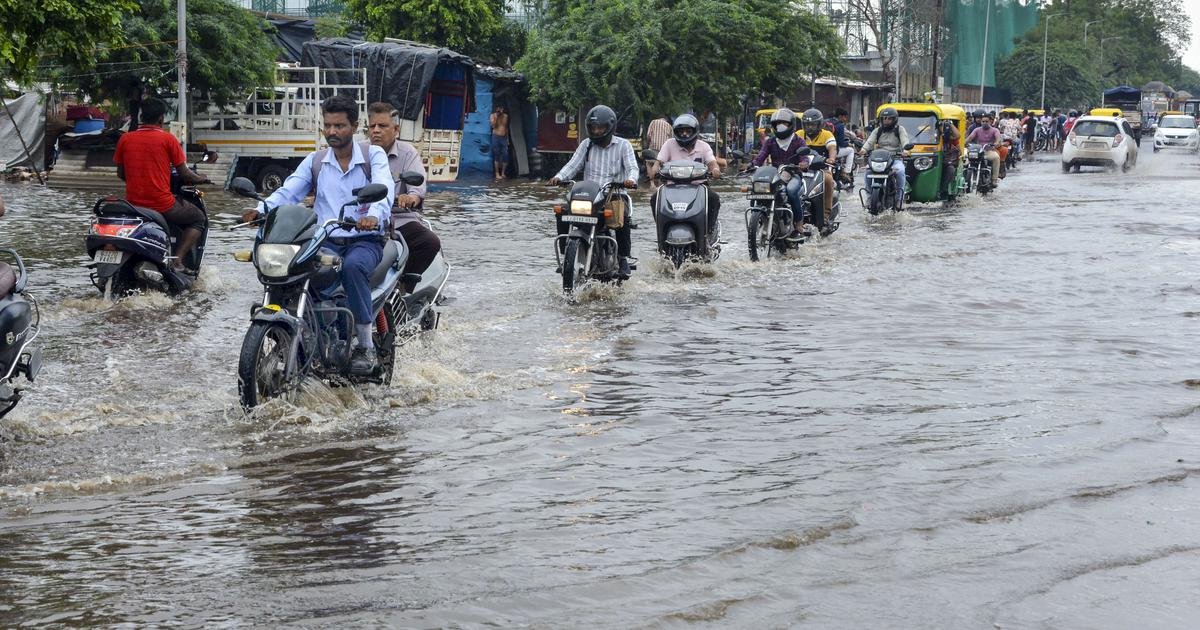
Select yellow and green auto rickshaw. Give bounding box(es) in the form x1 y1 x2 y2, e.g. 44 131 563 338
865 103 967 209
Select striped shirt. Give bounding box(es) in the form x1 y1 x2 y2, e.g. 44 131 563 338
645 118 672 151
555 137 639 184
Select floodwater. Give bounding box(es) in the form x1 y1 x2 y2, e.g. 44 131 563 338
2 150 1200 627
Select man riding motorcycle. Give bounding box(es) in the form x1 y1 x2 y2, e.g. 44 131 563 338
800 108 838 228
240 94 395 374
833 107 858 184
964 116 1003 187
750 108 811 239
649 113 723 236
859 107 910 210
548 105 639 278
366 101 441 276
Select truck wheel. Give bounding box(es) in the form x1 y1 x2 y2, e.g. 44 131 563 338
256 165 291 195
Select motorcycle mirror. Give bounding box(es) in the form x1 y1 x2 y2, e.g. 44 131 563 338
730 150 747 160
201 150 219 164
798 146 812 156
400 170 425 187
903 143 915 151
353 183 389 204
230 177 261 199
641 149 659 162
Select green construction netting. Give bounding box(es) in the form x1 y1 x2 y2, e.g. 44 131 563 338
943 0 1039 88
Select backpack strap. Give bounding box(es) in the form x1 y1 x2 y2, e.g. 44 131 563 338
309 140 374 196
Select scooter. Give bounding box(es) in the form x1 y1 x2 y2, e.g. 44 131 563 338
552 179 632 291
646 151 720 269
84 152 216 298
228 172 447 409
796 153 840 237
0 248 42 419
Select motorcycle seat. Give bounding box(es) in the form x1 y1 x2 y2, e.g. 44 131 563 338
95 199 171 234
0 262 15 298
369 239 401 287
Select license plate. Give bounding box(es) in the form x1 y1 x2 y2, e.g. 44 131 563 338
93 250 124 265
432 156 447 165
561 215 598 224
1084 142 1107 149
747 193 774 200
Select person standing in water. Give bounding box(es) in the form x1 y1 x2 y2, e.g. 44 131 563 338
490 105 510 180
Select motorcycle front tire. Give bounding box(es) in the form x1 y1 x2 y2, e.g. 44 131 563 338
238 322 296 410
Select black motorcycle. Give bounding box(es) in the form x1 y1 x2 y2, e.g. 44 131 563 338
963 143 995 195
741 163 802 261
860 146 909 214
0 248 42 419
647 153 720 269
552 179 632 291
229 172 442 409
85 152 216 298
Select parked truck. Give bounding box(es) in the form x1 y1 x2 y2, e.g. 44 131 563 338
1102 85 1143 145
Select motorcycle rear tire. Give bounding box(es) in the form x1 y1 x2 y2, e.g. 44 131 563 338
747 211 765 262
238 322 295 409
562 239 584 292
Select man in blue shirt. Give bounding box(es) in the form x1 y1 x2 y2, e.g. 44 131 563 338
241 95 394 373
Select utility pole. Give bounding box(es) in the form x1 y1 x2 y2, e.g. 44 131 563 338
978 0 991 106
177 0 188 146
1040 13 1061 111
931 0 943 91
1083 19 1102 47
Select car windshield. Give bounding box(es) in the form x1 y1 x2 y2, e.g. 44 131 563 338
757 113 773 129
1073 121 1119 137
898 114 938 144
1161 117 1194 128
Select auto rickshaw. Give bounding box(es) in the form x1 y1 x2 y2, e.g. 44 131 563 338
1089 107 1123 118
752 107 806 151
867 102 967 206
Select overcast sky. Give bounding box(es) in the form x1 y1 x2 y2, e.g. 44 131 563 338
1184 0 1200 70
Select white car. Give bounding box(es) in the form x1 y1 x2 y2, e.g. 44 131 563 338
1062 115 1139 172
1153 115 1199 152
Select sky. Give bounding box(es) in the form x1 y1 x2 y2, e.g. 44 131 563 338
1186 0 1200 71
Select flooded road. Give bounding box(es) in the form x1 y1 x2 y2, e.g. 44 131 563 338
3 150 1200 627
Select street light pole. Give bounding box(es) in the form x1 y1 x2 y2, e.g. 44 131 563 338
1099 36 1122 105
978 0 991 105
177 0 187 146
1083 19 1102 47
1040 13 1061 111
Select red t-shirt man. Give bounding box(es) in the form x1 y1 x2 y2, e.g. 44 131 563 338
113 124 186 211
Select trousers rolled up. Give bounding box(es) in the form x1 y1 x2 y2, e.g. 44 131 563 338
323 237 383 326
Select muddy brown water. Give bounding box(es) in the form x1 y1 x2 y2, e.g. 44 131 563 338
2 151 1200 627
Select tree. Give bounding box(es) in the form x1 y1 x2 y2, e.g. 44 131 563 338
54 0 279 109
516 0 844 120
344 0 504 52
0 0 135 85
996 42 1102 109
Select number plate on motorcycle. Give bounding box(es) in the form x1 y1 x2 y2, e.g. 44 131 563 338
747 194 775 200
93 250 124 265
560 215 598 224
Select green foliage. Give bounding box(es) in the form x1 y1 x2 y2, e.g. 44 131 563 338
1177 66 1200 95
516 0 844 120
55 0 279 107
996 42 1102 109
314 16 351 39
1015 0 1192 89
344 0 504 52
470 19 529 66
0 0 135 85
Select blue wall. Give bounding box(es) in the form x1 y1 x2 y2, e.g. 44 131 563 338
460 77 496 178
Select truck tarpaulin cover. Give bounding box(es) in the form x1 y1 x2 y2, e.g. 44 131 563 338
301 38 473 121
1103 86 1141 100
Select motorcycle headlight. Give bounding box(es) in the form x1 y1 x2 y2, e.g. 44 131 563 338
255 244 300 278
869 160 888 173
569 200 593 215
752 181 771 193
913 156 934 171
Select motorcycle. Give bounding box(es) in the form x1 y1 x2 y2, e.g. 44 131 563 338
85 152 217 299
860 146 910 214
228 172 447 409
647 152 720 269
1002 137 1019 172
0 248 42 419
740 163 803 261
963 143 995 195
552 179 632 291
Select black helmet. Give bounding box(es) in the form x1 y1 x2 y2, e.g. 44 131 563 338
672 113 699 148
972 109 985 119
879 106 898 129
585 105 617 147
801 108 824 137
770 108 796 140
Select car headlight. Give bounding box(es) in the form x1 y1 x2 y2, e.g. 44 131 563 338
255 244 300 278
569 200 593 215
752 181 771 193
913 156 934 171
869 160 888 173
